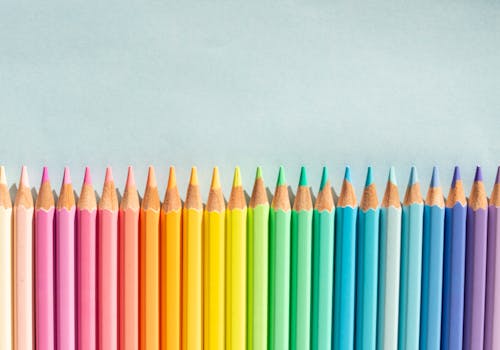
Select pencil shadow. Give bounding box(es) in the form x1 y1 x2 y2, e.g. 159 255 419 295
31 187 38 203
309 187 316 203
244 190 250 204
332 187 339 205
287 185 295 205
52 190 58 203
265 187 273 203
9 185 16 202
115 189 122 203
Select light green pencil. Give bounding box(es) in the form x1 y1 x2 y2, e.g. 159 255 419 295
268 166 291 350
247 167 270 350
290 166 313 350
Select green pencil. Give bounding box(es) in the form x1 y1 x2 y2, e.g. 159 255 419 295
311 167 335 349
247 167 270 350
268 166 291 350
290 166 313 350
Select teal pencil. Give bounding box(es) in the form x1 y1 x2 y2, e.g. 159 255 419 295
333 166 358 350
311 167 335 350
398 166 424 350
290 166 313 350
355 167 379 350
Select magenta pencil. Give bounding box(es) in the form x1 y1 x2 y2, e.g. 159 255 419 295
97 167 119 350
35 167 55 350
76 167 97 350
55 167 77 350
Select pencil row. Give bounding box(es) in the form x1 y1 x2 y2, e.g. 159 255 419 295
0 164 499 350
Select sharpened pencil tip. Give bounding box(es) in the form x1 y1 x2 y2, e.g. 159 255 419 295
210 167 221 189
430 166 440 187
83 167 92 185
146 166 157 187
41 166 50 184
365 166 374 186
344 166 352 183
277 166 286 186
474 166 483 182
496 166 500 184
388 166 397 185
319 166 328 190
0 166 7 184
299 166 308 186
62 167 71 185
189 167 198 186
408 166 419 186
125 166 135 188
232 167 242 187
167 166 176 189
20 165 30 187
452 166 461 186
255 166 263 180
104 167 114 183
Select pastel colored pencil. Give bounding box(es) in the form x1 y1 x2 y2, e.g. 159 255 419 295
183 167 203 350
160 166 182 350
226 167 247 350
441 167 466 350
97 167 119 350
55 167 76 350
485 166 500 350
35 167 55 350
13 166 34 350
333 166 357 350
311 167 335 350
398 166 423 350
0 166 12 350
204 167 225 350
119 167 140 350
420 166 445 350
76 167 97 350
355 167 379 350
377 167 401 350
464 166 488 350
247 167 270 350
139 166 160 350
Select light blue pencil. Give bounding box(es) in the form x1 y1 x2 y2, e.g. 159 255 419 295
355 167 379 350
398 166 424 350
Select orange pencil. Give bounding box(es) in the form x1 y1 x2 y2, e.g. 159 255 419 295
119 167 140 350
160 166 182 349
139 166 160 350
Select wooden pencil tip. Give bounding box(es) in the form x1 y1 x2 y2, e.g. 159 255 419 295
496 166 500 184
83 166 92 185
430 166 440 188
388 166 397 185
210 167 221 190
62 167 71 185
474 166 483 182
344 166 352 182
147 166 157 187
452 166 461 186
255 166 263 180
299 166 308 186
125 166 135 188
232 166 242 187
167 166 177 189
20 165 30 187
0 166 6 185
104 167 114 183
41 166 50 184
319 166 328 190
365 166 374 186
276 166 286 186
189 167 199 186
408 166 419 186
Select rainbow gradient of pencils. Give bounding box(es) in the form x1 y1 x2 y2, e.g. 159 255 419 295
1 164 500 350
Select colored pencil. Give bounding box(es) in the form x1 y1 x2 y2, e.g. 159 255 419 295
97 167 119 350
441 166 466 350
247 166 270 350
140 166 160 350
268 166 291 350
204 167 225 350
398 166 424 350
226 167 247 350
55 167 76 350
463 166 488 350
160 166 182 350
13 166 34 350
183 167 203 350
355 166 379 350
35 167 55 350
333 166 358 350
76 167 97 350
420 166 445 350
119 166 140 350
377 167 401 350
485 166 500 350
0 166 12 350
311 167 335 350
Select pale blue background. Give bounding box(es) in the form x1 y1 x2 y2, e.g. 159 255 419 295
1 1 499 198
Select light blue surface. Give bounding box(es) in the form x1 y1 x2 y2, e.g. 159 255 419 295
1 1 499 196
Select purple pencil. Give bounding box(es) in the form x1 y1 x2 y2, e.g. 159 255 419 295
463 166 488 350
485 167 500 350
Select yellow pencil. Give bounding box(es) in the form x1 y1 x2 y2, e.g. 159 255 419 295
160 166 182 350
182 167 203 350
226 167 247 350
0 166 12 350
204 167 225 350
139 166 160 350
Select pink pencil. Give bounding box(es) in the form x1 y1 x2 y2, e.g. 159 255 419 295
55 167 76 350
76 167 97 350
35 167 55 350
97 167 119 350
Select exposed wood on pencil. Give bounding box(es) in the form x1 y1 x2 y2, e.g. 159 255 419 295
207 167 225 212
338 167 357 207
162 166 181 212
0 166 11 208
403 166 423 206
142 166 160 211
228 167 246 210
469 166 488 211
15 166 33 208
185 167 202 210
120 166 139 211
490 166 500 207
271 167 290 211
446 166 466 207
98 167 118 211
360 167 378 211
77 167 97 210
425 167 444 207
382 167 401 208
293 167 312 211
249 167 268 208
57 167 75 210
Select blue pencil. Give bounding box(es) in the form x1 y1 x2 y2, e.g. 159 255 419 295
441 166 466 350
398 166 424 350
333 166 358 350
420 166 445 350
355 167 379 350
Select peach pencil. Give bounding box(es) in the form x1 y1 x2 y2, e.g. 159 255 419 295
0 166 12 350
